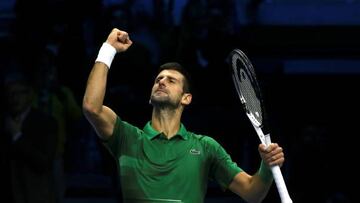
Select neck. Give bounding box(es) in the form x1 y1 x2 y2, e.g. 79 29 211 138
151 107 182 139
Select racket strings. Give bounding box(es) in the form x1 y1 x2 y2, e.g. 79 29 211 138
232 57 263 125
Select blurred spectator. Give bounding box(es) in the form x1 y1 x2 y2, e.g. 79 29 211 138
0 68 58 203
32 46 82 203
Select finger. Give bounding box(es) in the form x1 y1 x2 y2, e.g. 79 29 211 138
125 38 132 45
269 150 284 164
263 145 282 158
269 156 285 167
271 151 284 160
267 143 279 152
118 32 129 43
112 28 121 33
258 144 267 152
274 146 283 154
268 144 282 154
268 147 283 159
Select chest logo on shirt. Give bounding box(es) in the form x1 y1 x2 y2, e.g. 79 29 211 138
189 148 201 155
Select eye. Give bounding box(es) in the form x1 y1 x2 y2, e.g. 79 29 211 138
155 77 162 83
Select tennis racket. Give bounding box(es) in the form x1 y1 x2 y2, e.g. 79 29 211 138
228 49 292 203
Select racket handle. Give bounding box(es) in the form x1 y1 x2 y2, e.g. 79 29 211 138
257 131 292 202
271 165 293 203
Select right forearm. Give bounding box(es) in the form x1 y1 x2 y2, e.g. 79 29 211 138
83 28 132 114
82 28 132 139
83 62 109 115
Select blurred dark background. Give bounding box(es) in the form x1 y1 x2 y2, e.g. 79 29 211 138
0 0 358 202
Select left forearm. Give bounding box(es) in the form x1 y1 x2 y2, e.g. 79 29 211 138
229 165 273 203
250 171 273 202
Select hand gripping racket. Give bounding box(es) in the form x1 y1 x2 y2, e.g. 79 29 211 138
228 49 292 203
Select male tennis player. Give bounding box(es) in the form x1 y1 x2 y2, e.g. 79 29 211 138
83 28 285 203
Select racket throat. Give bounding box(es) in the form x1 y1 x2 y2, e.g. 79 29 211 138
253 125 271 146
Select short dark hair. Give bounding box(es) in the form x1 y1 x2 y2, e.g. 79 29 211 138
158 62 191 93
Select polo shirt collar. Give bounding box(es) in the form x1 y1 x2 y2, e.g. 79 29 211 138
143 121 189 140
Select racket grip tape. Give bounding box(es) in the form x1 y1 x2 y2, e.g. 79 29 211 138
270 165 293 203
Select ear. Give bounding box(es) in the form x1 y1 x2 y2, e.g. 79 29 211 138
181 93 192 106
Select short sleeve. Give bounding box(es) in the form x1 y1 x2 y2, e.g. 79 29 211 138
102 116 141 158
207 137 243 190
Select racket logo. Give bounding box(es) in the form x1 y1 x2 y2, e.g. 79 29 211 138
241 71 246 79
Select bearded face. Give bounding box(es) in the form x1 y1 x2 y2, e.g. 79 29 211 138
150 70 189 109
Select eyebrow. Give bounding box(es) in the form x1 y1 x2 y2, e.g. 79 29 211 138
156 75 180 82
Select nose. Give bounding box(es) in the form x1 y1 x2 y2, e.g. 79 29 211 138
158 77 166 87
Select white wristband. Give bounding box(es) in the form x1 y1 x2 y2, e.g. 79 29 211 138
95 42 117 69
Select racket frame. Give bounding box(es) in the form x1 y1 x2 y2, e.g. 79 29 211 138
229 49 293 203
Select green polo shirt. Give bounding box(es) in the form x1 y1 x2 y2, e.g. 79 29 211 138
103 116 243 203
